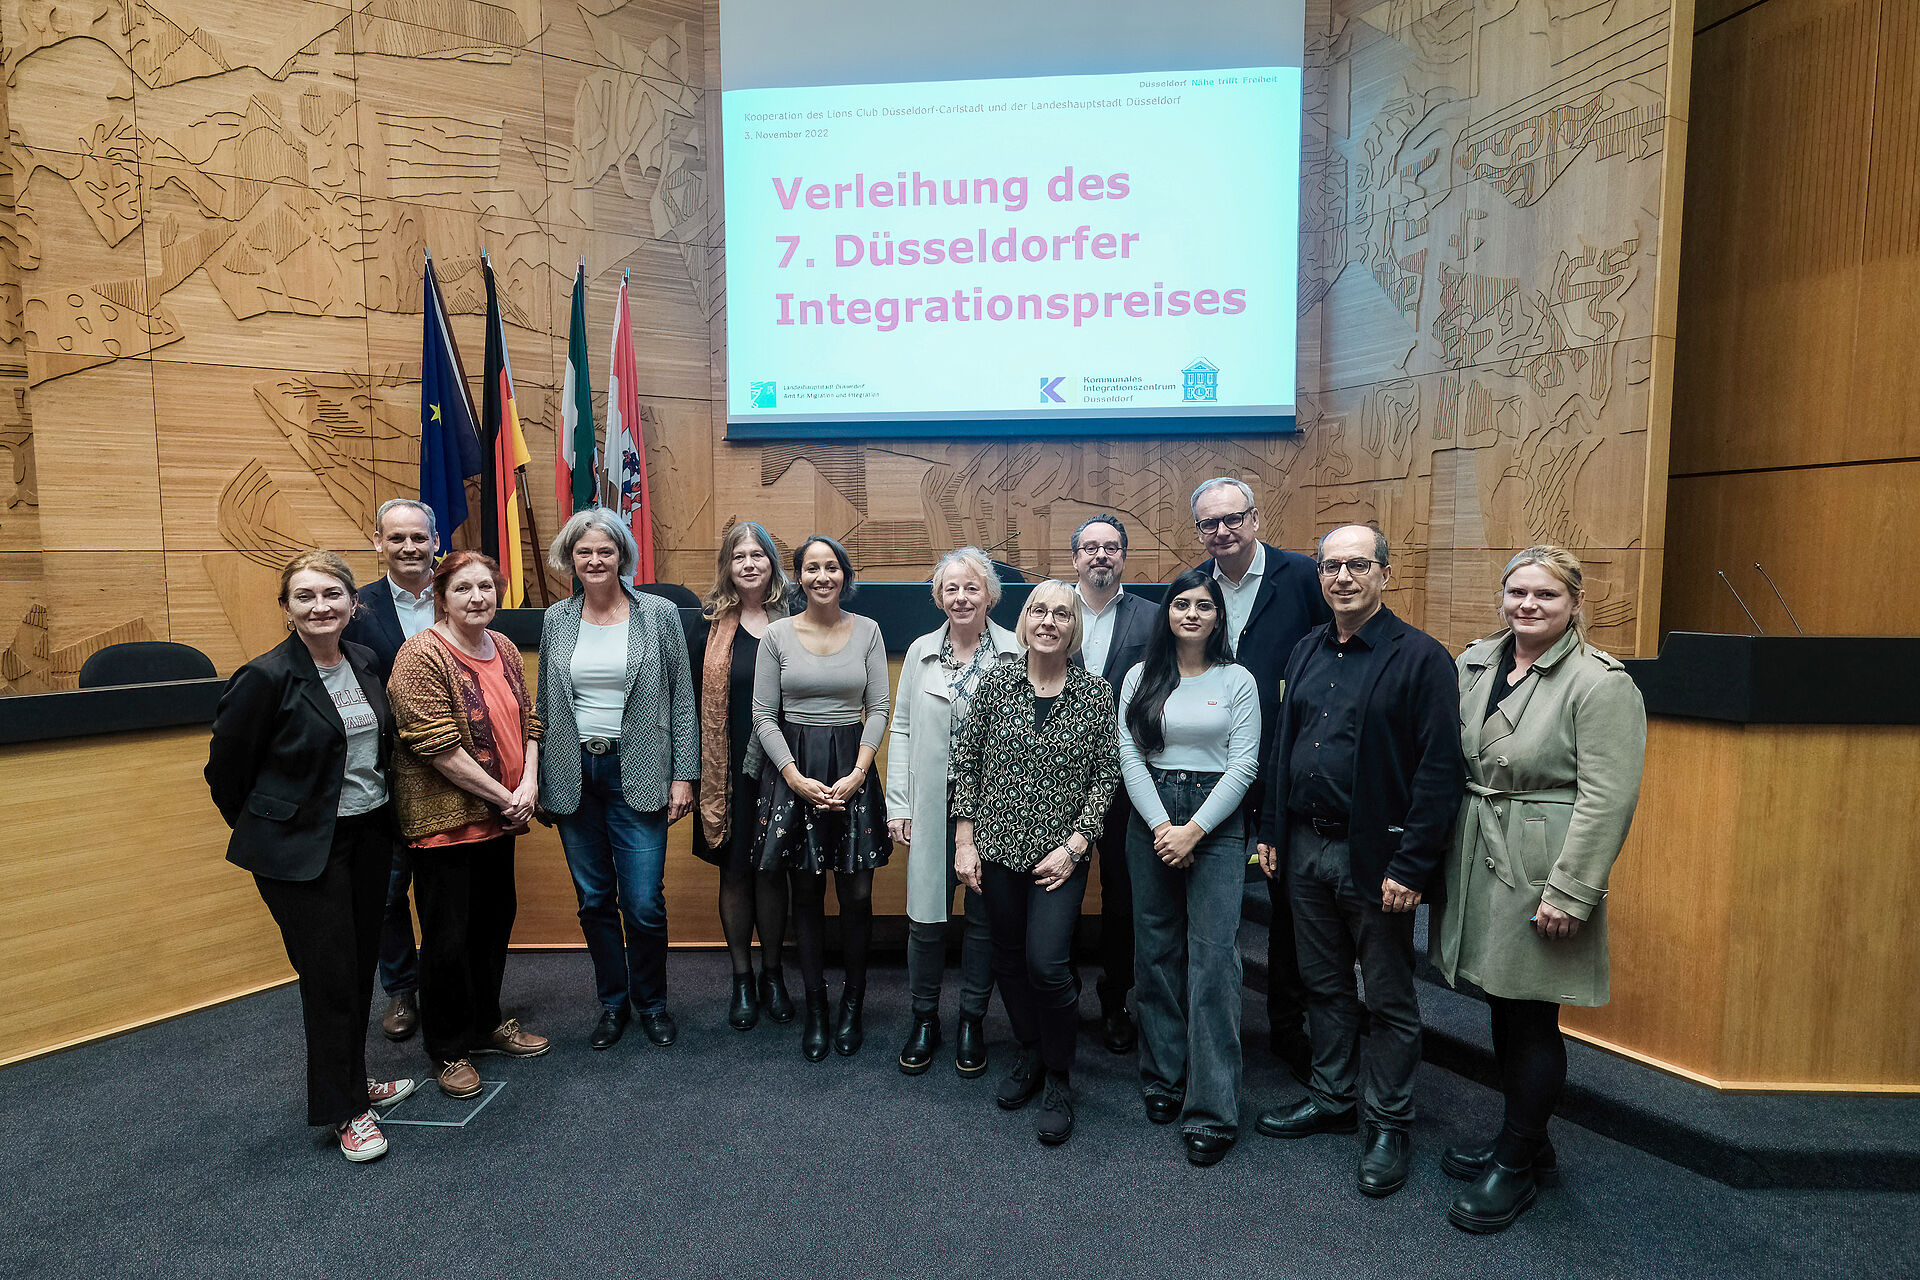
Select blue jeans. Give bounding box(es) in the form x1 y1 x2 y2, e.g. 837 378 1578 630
555 748 670 1015
376 847 418 995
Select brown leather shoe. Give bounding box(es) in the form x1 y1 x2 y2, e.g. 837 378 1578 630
487 1018 550 1058
380 991 418 1042
437 1058 482 1099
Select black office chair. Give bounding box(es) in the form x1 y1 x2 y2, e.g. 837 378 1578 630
636 582 702 610
77 641 216 689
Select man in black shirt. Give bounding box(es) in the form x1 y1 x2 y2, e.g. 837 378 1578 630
1252 524 1461 1199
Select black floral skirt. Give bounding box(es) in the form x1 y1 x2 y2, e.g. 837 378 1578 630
754 720 892 874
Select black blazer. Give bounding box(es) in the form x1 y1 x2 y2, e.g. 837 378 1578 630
1199 542 1331 811
341 577 406 680
1256 608 1462 904
1073 589 1160 708
205 635 395 882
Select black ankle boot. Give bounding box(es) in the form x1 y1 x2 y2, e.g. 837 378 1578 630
801 988 830 1061
1448 1161 1538 1233
833 984 866 1056
761 965 795 1023
728 973 759 1031
954 1016 988 1077
898 1011 940 1074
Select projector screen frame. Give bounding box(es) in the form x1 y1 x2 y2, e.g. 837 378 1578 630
724 413 1298 441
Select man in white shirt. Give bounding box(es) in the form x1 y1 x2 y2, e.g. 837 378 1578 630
1070 515 1158 1054
343 498 440 1042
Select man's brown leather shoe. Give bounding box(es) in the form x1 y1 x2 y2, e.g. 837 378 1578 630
380 991 418 1042
487 1018 550 1058
437 1058 482 1099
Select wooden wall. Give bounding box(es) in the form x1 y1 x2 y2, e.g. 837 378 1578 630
0 0 1692 697
1663 0 1920 638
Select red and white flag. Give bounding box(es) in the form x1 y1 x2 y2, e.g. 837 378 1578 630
605 272 656 583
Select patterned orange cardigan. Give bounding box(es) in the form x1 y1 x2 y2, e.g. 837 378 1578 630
388 629 543 841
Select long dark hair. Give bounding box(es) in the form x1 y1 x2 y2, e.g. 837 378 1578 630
1125 568 1233 755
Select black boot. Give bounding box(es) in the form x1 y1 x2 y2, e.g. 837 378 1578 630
1448 1161 1538 1233
801 987 830 1062
1441 1137 1558 1182
833 983 865 1056
761 964 795 1023
898 1011 940 1074
728 973 759 1031
954 1016 988 1078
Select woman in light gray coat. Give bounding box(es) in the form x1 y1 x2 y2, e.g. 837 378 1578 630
1435 545 1645 1234
885 547 1019 1078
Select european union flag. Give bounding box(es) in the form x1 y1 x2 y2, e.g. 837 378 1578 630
420 252 483 543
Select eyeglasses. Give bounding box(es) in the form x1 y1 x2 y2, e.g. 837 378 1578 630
1195 509 1254 535
1076 541 1124 556
1024 604 1078 624
1317 557 1380 578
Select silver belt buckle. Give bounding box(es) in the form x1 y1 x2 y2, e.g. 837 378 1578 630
584 737 613 755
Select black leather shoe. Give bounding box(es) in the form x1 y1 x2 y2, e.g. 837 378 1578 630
1184 1132 1235 1166
728 974 759 1031
833 984 865 1056
1442 1138 1559 1182
1102 1006 1138 1054
801 988 830 1062
638 1010 677 1046
954 1016 988 1077
1269 1026 1312 1086
899 1011 940 1075
996 1049 1044 1110
1449 1161 1538 1232
1256 1097 1358 1139
1143 1093 1182 1125
589 1005 629 1050
761 965 796 1023
1357 1125 1411 1197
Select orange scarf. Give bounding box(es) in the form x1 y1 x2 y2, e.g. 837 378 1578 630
698 611 739 847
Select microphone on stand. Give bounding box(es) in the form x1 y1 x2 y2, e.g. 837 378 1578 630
1717 570 1765 635
1753 563 1806 635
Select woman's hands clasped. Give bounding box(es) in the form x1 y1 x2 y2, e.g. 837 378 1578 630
500 774 539 827
1152 822 1203 868
783 765 842 811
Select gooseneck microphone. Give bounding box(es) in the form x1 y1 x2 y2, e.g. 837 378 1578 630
1753 563 1806 635
1717 570 1765 635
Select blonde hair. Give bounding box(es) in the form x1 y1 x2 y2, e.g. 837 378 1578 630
1015 579 1085 656
931 546 1002 608
279 550 356 604
703 521 791 619
1497 545 1587 644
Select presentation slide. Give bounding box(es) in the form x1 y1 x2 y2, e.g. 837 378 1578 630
722 68 1300 438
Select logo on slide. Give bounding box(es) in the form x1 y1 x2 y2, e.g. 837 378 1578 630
1182 360 1219 403
749 381 778 409
1039 376 1066 404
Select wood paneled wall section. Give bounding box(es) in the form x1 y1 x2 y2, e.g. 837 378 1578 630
1664 0 1920 637
0 0 1692 695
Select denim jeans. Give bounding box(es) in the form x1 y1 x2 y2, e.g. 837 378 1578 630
906 822 993 1020
981 857 1089 1076
1127 768 1247 1138
555 748 670 1015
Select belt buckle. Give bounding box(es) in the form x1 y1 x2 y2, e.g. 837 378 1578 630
584 737 613 756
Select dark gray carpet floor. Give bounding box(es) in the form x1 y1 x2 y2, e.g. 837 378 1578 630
6 950 1916 1280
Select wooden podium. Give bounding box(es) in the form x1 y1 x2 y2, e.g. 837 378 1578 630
1561 634 1920 1093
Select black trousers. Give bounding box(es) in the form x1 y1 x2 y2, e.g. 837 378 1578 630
411 834 517 1067
254 808 392 1127
1264 851 1308 1035
982 858 1089 1076
1093 794 1136 1014
1489 995 1565 1160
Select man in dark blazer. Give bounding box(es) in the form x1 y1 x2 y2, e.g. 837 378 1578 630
341 498 439 1042
1190 477 1330 1080
1251 524 1461 1199
1070 514 1159 1053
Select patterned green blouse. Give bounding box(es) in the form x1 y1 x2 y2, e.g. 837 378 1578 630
949 657 1120 872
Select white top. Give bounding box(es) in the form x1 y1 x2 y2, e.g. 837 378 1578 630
316 658 387 816
1116 662 1261 834
1077 584 1122 677
1213 541 1266 648
388 576 435 640
570 620 629 740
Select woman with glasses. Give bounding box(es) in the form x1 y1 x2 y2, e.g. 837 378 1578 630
1116 568 1261 1166
1434 546 1645 1233
950 580 1119 1146
751 535 893 1060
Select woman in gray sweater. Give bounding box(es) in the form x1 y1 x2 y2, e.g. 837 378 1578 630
1117 568 1261 1167
751 535 893 1060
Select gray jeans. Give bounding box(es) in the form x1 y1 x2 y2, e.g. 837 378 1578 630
905 822 993 1021
1288 821 1421 1131
1128 769 1247 1138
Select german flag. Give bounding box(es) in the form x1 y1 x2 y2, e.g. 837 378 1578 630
479 252 532 608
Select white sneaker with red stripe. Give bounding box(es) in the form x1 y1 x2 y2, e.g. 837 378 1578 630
367 1077 417 1107
336 1111 389 1162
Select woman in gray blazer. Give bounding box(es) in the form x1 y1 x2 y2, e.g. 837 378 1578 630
1434 545 1646 1233
537 509 701 1051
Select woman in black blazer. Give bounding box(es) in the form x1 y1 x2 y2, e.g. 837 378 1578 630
206 551 418 1163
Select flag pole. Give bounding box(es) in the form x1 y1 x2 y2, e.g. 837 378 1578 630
515 466 552 606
